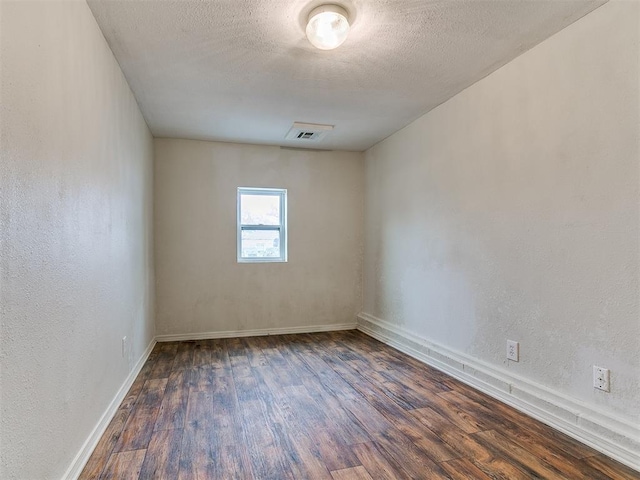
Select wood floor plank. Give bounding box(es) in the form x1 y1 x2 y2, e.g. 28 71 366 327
351 442 412 480
281 384 330 432
412 397 485 434
286 442 335 480
79 409 130 479
473 429 571 479
261 346 302 388
237 357 302 479
190 365 214 392
80 331 638 480
251 363 337 479
214 432 254 477
330 465 374 480
378 363 452 397
313 428 362 471
176 432 209 480
335 335 451 397
293 351 397 437
299 376 371 446
271 335 318 379
373 427 452 479
474 414 614 479
329 388 396 438
314 346 460 462
438 390 519 432
440 381 598 460
252 368 334 480
178 390 215 480
440 457 494 480
120 370 152 412
580 454 640 480
148 343 178 379
138 428 183 479
232 371 260 403
225 337 246 357
337 367 459 462
438 388 607 471
114 378 168 452
210 338 232 370
171 342 194 371
154 369 191 431
100 449 146 480
229 352 253 379
297 345 450 477
191 340 212 367
241 336 269 367
291 342 367 405
317 346 416 411
210 374 254 480
500 435 611 479
235 398 295 480
409 402 533 479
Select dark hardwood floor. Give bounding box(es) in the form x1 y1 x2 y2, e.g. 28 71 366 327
80 330 639 479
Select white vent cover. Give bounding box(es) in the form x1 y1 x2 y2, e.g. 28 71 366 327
285 122 334 142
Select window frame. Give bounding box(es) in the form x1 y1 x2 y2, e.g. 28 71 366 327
237 187 288 263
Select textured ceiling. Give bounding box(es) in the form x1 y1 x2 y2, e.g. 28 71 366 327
87 0 606 151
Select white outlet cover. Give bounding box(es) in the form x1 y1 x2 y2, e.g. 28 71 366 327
507 340 519 362
593 366 610 392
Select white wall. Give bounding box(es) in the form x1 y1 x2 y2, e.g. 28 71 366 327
363 0 638 438
0 1 155 478
155 138 363 336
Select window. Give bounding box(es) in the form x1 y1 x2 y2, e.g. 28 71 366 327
237 187 287 263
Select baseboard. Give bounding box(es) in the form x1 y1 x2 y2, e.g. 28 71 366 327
62 338 157 480
357 312 640 472
155 322 357 342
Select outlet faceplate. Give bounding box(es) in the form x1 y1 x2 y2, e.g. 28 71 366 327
507 340 519 362
593 366 610 392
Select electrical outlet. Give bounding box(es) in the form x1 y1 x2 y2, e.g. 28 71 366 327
593 366 610 392
507 340 519 362
122 336 127 358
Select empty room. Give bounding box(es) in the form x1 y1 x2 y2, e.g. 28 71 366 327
1 0 639 479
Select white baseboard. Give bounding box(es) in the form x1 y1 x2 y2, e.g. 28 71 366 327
62 338 157 480
155 322 357 342
357 312 640 472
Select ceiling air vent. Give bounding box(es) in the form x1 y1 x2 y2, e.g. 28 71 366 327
285 122 334 142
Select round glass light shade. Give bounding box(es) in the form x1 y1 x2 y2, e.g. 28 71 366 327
306 5 350 50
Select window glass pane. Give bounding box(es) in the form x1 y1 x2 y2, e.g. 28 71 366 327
241 229 281 258
240 194 280 225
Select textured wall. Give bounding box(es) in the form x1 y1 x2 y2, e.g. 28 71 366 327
363 0 639 422
155 138 363 335
0 1 155 478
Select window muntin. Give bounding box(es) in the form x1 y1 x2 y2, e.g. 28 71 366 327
237 187 287 262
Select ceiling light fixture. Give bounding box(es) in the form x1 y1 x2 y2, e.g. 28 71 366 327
306 4 350 50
